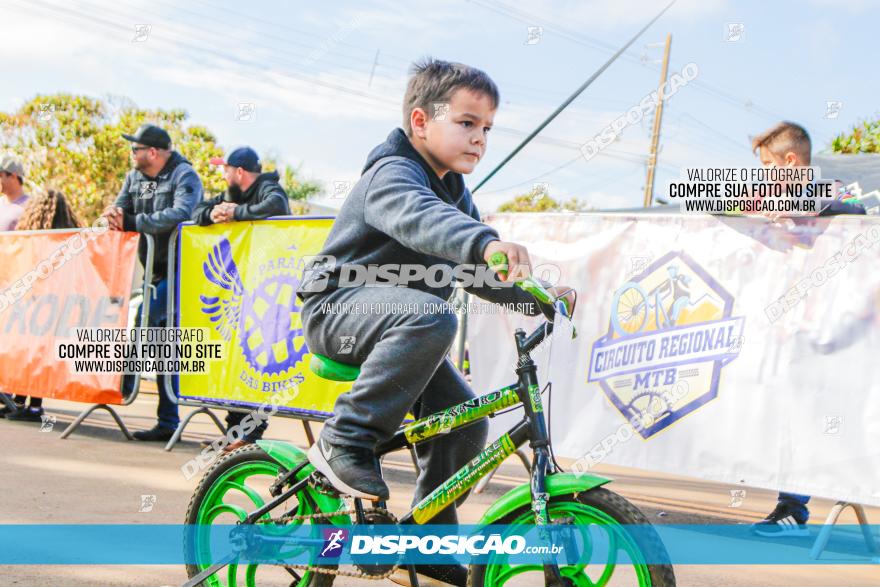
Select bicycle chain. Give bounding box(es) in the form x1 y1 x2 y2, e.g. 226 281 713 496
256 501 403 581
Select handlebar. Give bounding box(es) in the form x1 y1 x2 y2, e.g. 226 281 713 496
487 252 575 325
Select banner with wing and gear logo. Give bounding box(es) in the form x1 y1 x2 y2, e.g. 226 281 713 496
176 218 352 416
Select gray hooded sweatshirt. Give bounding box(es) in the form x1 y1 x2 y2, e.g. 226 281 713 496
296 128 551 317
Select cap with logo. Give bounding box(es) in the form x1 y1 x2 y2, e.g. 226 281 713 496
210 146 262 173
122 124 172 150
0 153 25 178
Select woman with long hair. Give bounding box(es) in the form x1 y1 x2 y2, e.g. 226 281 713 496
2 190 82 422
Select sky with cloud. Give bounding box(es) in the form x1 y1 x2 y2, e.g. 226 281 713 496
4 0 878 211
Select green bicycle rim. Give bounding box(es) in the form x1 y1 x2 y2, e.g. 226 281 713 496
193 459 317 587
483 501 653 586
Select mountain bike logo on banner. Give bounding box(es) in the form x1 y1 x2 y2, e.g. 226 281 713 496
588 251 745 438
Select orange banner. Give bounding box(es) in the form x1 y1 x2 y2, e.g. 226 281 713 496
0 228 140 404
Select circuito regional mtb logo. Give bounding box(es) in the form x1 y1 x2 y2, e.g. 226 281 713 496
588 251 744 438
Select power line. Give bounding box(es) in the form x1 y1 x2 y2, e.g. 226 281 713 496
473 0 786 123
16 0 402 115
184 0 417 68
137 0 410 80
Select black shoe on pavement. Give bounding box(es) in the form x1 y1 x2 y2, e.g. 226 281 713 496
307 437 389 501
390 562 468 587
0 402 25 418
133 425 175 442
752 503 810 537
6 406 45 422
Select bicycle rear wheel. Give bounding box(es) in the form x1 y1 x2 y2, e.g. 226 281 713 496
467 487 675 586
184 444 335 586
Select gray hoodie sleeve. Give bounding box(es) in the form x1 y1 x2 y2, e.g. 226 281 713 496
136 166 203 234
363 158 500 265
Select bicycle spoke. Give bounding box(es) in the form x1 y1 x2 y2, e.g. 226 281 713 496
205 502 249 522
245 562 259 586
227 561 238 586
561 565 598 587
226 481 268 511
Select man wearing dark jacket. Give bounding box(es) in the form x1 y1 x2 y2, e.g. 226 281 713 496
102 124 204 441
193 147 291 452
192 146 290 226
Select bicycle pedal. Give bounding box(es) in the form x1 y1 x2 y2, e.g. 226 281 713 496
309 471 342 496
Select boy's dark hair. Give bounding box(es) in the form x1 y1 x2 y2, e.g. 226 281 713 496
751 121 812 164
402 57 499 136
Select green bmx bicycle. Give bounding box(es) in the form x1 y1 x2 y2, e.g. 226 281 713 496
184 253 675 586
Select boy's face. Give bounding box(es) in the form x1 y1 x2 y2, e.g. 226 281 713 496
413 88 496 176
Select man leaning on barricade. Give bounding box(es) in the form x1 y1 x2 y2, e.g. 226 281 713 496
100 124 204 441
192 146 291 452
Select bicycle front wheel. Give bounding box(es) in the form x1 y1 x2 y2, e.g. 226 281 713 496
467 487 675 586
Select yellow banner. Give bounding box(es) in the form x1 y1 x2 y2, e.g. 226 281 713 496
177 218 352 417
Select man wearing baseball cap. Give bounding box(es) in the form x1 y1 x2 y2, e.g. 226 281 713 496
193 146 291 452
0 153 30 231
193 146 290 226
102 123 204 441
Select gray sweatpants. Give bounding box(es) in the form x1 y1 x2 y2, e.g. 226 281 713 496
301 285 489 525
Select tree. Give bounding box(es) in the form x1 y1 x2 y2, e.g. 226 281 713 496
261 155 322 215
0 93 228 222
831 118 880 154
497 184 593 213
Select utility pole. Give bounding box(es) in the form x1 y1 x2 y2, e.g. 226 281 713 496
643 33 672 207
368 49 380 88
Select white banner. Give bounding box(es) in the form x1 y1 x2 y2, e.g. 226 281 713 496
469 212 880 506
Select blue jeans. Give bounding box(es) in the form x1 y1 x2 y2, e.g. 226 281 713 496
122 279 180 430
778 492 810 521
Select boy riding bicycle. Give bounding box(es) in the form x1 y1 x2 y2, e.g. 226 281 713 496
295 58 575 584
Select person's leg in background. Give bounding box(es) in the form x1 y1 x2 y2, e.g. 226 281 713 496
778 492 811 520
0 394 24 418
753 492 811 537
221 410 268 450
134 279 180 441
5 395 45 421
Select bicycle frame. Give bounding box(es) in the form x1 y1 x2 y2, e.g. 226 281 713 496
372 318 561 527
190 314 609 587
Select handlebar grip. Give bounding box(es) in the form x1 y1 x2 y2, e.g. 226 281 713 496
488 251 509 280
488 252 553 303
487 252 575 336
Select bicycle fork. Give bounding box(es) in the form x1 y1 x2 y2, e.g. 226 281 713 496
514 328 569 587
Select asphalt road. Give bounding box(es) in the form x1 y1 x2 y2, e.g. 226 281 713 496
1 389 877 586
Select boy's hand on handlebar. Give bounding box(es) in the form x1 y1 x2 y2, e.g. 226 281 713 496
483 240 532 282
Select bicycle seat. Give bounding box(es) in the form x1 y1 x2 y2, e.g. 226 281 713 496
309 354 360 382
